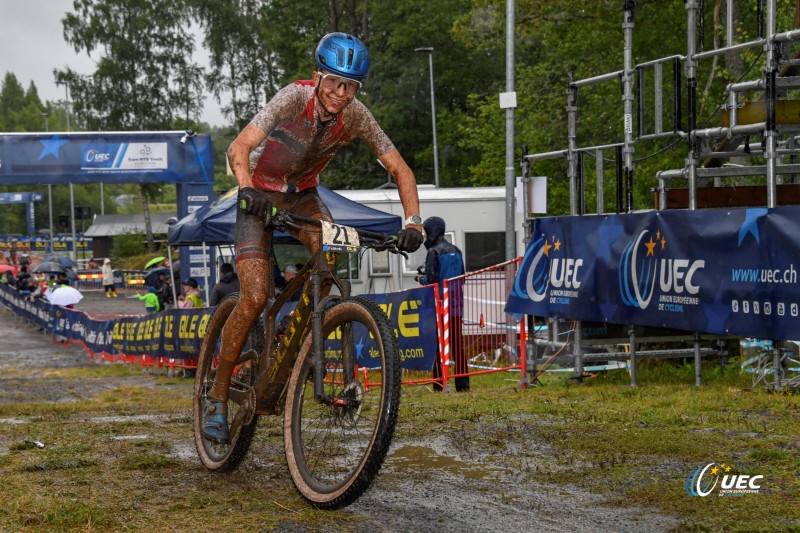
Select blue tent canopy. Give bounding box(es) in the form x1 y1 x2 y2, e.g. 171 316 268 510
168 186 401 246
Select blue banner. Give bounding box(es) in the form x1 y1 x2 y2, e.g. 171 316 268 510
350 287 439 371
0 132 213 185
506 206 800 340
1 283 438 369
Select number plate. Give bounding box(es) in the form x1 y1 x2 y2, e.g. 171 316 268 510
321 221 360 252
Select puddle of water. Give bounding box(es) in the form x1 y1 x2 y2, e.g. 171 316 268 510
170 441 202 462
86 414 176 424
0 418 29 425
110 434 150 441
388 445 503 480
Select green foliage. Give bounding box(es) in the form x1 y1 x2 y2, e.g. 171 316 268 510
111 231 150 258
3 0 799 217
57 0 203 130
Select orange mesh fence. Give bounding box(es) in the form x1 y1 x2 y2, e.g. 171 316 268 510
438 258 526 390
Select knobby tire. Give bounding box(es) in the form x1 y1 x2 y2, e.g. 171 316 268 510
283 296 402 509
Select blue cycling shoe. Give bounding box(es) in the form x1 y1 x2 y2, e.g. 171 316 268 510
201 399 229 444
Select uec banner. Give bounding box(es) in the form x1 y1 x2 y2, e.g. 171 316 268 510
506 206 800 340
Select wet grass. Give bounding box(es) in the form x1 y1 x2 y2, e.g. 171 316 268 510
399 361 800 532
0 358 797 531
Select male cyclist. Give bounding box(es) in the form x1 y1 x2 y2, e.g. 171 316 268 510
202 32 425 443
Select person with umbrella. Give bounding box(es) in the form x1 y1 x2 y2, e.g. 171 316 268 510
45 283 84 309
33 261 66 275
144 256 167 270
101 258 118 298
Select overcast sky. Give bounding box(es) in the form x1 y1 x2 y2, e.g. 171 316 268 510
0 0 225 127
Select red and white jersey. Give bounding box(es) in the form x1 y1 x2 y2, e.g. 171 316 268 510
248 80 395 192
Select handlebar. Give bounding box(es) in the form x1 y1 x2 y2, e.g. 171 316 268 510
268 207 408 258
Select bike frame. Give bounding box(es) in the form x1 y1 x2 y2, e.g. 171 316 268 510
224 210 397 439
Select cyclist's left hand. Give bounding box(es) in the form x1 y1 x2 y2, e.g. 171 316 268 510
396 227 424 253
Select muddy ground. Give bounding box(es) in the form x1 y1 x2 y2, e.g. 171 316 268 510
0 295 679 532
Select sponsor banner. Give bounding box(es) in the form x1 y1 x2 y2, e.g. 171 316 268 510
354 286 438 371
0 132 212 185
0 285 52 328
81 142 168 172
1 283 438 370
506 206 800 340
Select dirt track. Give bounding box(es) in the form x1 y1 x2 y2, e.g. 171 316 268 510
0 297 679 532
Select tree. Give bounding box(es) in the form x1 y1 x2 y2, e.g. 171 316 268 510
190 0 279 130
57 0 204 251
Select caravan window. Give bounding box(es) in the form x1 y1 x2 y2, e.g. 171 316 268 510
369 250 391 277
336 253 360 280
402 231 454 275
464 231 509 271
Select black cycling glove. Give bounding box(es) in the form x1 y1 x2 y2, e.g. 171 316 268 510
238 187 272 219
396 227 424 253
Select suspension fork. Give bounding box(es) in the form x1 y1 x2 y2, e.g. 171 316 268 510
311 251 347 402
310 269 326 401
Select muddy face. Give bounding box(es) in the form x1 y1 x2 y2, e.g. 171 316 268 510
313 71 356 120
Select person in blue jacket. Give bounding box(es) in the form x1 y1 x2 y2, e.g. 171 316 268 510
416 216 469 392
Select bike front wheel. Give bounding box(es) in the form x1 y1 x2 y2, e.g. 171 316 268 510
283 296 401 509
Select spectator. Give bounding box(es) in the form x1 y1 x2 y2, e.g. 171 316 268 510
57 272 69 286
30 274 49 301
101 258 118 298
1 270 15 285
281 264 301 302
210 263 240 307
178 277 204 308
132 286 160 314
15 265 33 292
9 244 18 265
18 253 30 269
3 249 10 265
416 216 469 392
156 273 175 310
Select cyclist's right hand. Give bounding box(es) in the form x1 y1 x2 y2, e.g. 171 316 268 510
238 187 272 218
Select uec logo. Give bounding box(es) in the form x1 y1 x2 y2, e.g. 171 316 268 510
513 235 582 302
620 229 704 309
85 149 111 163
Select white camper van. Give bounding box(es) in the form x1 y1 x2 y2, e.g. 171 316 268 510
336 185 524 295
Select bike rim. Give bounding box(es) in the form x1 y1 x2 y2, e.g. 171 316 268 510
290 307 390 496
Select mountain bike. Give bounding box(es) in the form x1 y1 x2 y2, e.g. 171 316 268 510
192 207 405 509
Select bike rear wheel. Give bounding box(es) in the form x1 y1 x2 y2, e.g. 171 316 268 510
194 292 261 471
283 296 401 509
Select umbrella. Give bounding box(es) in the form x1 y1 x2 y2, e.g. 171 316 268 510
0 264 17 275
46 286 84 307
144 256 167 270
33 261 66 274
144 267 170 287
43 255 76 268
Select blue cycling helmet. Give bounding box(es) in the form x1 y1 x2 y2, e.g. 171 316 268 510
315 32 370 81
